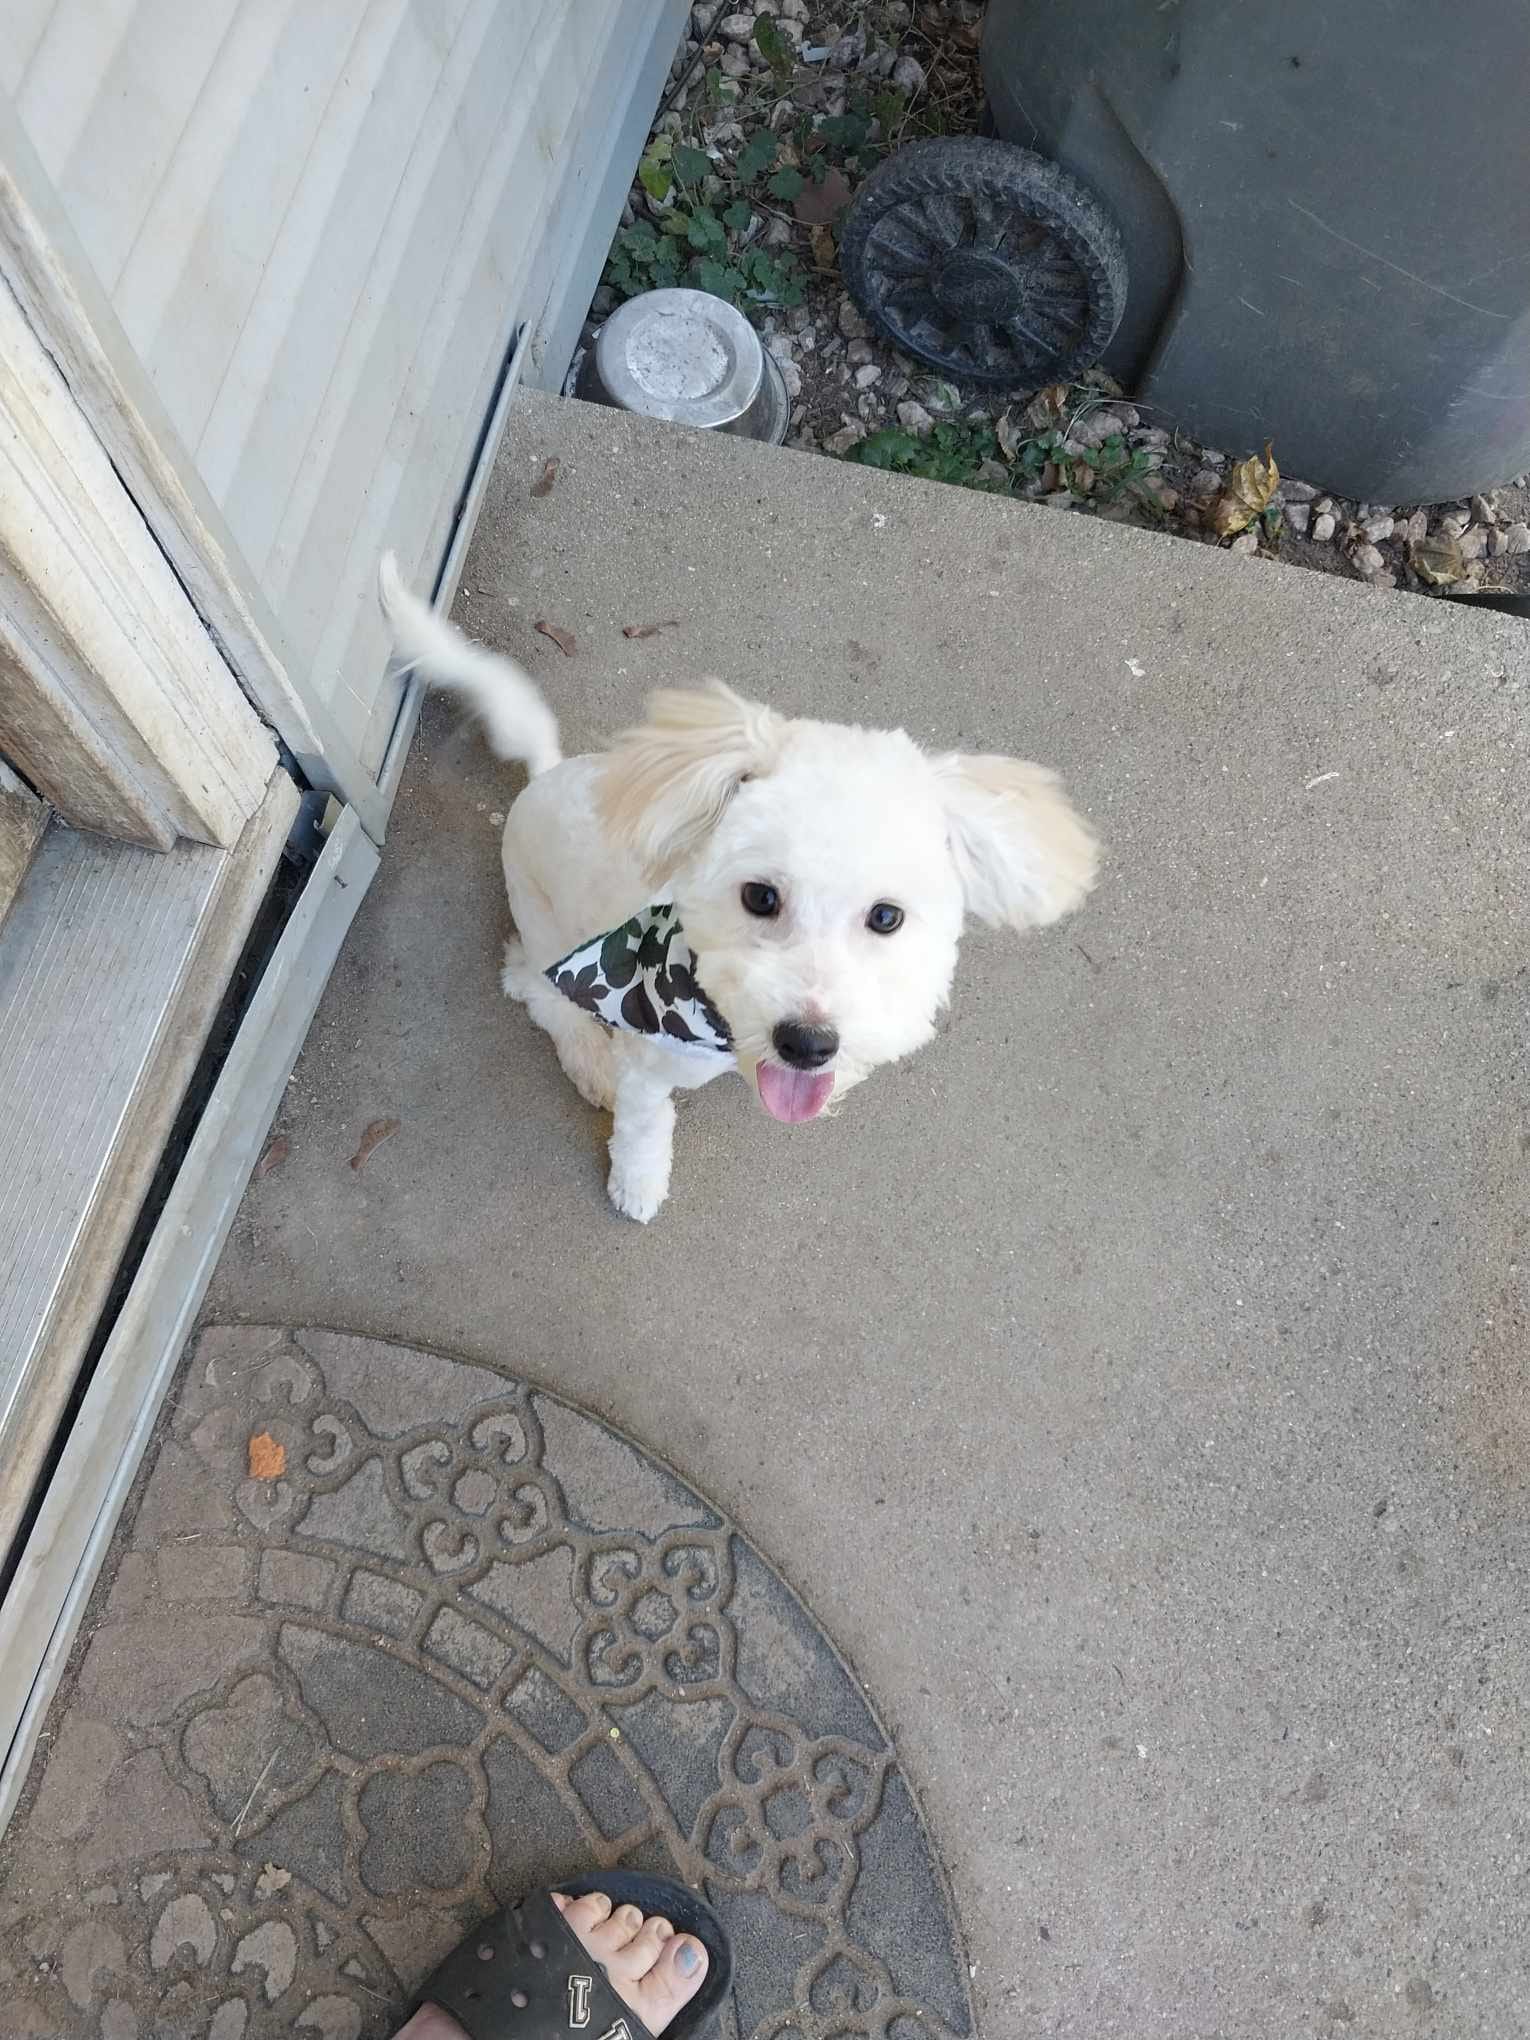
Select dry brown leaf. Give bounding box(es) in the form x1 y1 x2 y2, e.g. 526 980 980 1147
529 457 559 498
809 223 838 274
1410 534 1467 586
534 619 576 657
253 1135 289 1180
1025 383 1070 431
349 1116 400 1171
1210 444 1280 538
622 619 680 640
255 1864 292 1897
793 167 852 226
995 409 1023 462
248 1432 286 1480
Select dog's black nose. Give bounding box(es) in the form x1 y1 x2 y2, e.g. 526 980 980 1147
772 1020 838 1069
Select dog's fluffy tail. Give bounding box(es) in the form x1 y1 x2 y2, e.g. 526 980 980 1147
378 552 561 777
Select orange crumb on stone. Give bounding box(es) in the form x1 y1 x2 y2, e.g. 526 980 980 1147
248 1431 285 1480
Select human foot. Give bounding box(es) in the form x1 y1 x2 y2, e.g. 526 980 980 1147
396 1887 710 2040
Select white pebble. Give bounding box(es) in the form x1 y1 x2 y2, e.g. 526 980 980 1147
1352 542 1386 576
1312 512 1337 543
1504 522 1530 555
1363 515 1394 543
1458 526 1489 560
854 363 882 388
1230 531 1260 556
897 400 934 435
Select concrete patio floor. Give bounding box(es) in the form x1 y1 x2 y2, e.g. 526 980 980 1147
10 388 1530 2038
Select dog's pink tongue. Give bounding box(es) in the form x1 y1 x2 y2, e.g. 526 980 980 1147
757 1062 835 1123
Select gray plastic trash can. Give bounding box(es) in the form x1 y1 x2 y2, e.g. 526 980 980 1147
842 0 1530 502
982 0 1530 501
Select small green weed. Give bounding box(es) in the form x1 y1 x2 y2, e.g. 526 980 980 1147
842 383 1168 511
1071 433 1160 504
849 420 1001 488
605 125 806 312
752 13 794 85
603 26 911 320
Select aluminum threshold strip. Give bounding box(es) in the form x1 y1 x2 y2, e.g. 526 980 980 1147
0 804 379 1834
0 781 296 1564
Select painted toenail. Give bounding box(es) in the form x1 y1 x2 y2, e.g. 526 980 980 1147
678 1942 701 1975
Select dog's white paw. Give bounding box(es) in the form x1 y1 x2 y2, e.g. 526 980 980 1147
606 1159 669 1225
500 938 533 1002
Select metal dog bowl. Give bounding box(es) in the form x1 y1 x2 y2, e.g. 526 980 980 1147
577 287 790 444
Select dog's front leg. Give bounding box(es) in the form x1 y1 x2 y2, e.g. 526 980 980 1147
607 1061 678 1224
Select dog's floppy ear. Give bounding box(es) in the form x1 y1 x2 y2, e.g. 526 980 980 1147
935 753 1099 930
599 680 783 875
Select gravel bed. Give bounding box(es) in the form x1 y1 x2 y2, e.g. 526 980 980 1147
587 1 1530 608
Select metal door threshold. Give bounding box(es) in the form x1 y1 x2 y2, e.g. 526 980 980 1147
0 774 298 1563
0 796 378 1834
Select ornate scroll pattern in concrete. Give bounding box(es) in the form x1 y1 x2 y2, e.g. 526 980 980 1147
0 1328 973 2040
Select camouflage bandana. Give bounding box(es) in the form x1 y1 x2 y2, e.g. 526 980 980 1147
545 903 733 1056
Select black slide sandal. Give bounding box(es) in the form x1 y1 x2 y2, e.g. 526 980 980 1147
416 1873 733 2040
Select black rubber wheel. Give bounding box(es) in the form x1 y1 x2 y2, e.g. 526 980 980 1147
840 136 1127 388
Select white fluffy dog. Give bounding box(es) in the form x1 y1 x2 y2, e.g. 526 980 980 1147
380 557 1098 1223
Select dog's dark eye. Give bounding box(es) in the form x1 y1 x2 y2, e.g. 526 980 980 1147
866 902 904 935
741 882 781 918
